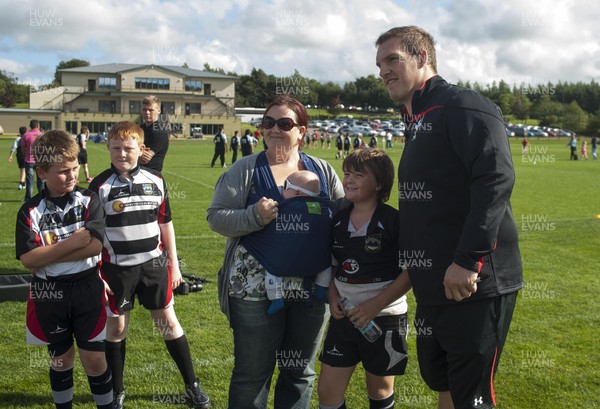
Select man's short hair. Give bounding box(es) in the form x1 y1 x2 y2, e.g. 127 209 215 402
109 121 145 144
142 95 160 107
33 130 79 171
30 119 39 129
376 26 437 73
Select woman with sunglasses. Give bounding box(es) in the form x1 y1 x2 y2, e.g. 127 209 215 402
208 95 343 409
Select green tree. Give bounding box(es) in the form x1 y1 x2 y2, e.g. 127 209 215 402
563 100 589 133
54 59 90 86
0 70 29 107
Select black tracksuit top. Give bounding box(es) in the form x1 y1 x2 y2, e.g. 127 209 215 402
398 75 523 306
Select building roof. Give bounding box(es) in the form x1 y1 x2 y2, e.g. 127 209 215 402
58 63 237 79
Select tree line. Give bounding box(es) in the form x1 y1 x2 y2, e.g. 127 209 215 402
2 59 599 134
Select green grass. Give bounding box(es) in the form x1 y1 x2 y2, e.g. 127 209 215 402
0 138 599 408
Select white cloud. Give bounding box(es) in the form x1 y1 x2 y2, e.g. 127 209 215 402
0 0 599 87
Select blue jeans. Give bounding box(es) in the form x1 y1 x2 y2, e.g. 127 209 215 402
24 164 44 201
228 297 328 409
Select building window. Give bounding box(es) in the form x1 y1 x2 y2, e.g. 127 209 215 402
202 124 223 135
135 77 170 90
204 84 211 96
185 103 201 115
162 101 175 115
129 101 141 114
99 100 116 113
81 122 116 134
99 77 117 89
38 121 52 132
185 80 202 91
65 121 78 134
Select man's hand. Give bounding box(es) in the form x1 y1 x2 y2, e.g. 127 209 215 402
139 148 155 164
443 262 479 302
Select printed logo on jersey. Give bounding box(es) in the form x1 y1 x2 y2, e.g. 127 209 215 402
342 258 359 274
112 200 125 213
142 183 154 195
72 205 84 222
306 201 321 215
43 231 59 245
364 234 382 254
411 116 424 141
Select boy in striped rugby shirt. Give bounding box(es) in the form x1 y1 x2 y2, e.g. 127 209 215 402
89 121 210 409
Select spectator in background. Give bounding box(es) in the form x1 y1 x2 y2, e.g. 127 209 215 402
521 137 529 155
8 126 27 190
211 127 228 168
567 135 578 160
591 134 598 160
240 129 255 157
230 130 240 164
77 126 93 182
20 119 44 201
140 95 170 172
581 140 588 160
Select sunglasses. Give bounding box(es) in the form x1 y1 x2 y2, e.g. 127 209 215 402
283 179 319 197
261 116 299 131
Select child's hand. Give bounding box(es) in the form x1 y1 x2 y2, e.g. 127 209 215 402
68 228 92 249
100 274 113 303
169 263 183 290
328 285 345 320
347 298 380 330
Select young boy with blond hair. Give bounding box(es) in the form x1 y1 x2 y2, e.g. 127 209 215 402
89 121 210 409
16 130 113 409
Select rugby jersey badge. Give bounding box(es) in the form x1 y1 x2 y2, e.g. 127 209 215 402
364 234 382 253
142 183 154 195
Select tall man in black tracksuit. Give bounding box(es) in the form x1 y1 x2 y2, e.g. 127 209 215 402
376 26 523 409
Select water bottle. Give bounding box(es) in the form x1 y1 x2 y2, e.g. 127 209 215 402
339 297 382 342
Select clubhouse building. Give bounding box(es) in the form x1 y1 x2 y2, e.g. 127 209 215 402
0 63 241 137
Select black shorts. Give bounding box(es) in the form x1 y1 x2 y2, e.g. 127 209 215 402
336 143 343 150
102 255 173 316
78 150 88 164
16 154 25 168
320 314 408 376
26 272 107 351
415 292 518 409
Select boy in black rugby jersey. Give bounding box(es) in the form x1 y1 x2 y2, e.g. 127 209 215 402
317 148 411 409
16 130 112 409
89 121 210 409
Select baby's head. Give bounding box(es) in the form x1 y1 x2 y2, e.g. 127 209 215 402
283 170 319 199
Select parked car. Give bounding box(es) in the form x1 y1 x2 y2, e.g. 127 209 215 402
93 132 108 143
528 129 548 137
191 127 204 139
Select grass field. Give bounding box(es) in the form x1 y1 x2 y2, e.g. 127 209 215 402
0 136 598 408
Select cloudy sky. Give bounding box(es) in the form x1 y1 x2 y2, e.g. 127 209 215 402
1 0 599 89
